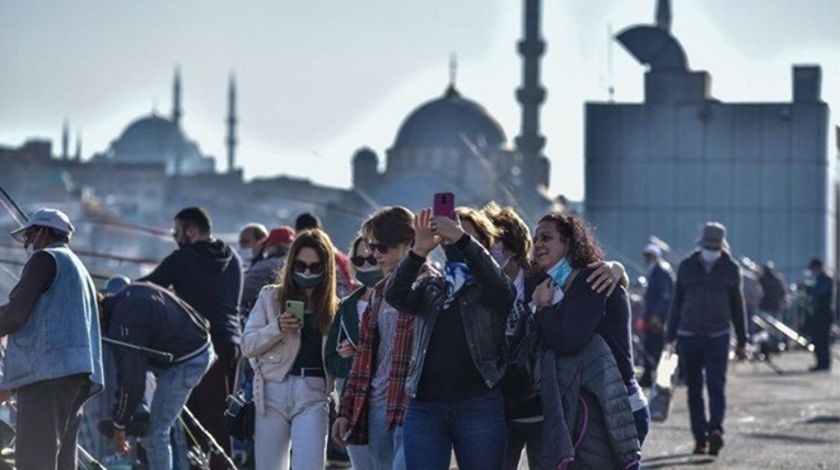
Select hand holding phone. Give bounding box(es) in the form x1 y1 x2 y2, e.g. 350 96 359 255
279 300 305 333
433 192 455 219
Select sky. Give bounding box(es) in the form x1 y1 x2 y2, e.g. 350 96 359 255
1 0 838 200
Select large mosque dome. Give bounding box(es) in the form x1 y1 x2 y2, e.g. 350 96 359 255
392 85 507 153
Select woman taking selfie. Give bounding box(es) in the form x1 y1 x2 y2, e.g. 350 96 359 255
386 206 514 470
242 229 338 470
324 234 382 469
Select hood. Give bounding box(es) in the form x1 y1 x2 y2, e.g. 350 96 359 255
182 239 235 273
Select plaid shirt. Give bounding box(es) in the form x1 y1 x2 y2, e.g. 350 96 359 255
338 277 414 444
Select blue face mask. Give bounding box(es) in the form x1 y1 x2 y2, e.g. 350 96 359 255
293 272 325 289
547 258 572 287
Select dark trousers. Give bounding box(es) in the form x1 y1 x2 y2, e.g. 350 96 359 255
186 344 237 470
404 390 507 470
811 320 832 369
640 330 665 387
16 374 91 470
503 420 543 470
677 334 729 443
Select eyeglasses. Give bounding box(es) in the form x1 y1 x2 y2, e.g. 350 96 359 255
351 255 377 267
367 243 394 254
293 260 325 274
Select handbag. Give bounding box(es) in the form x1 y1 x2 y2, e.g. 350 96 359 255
224 359 255 440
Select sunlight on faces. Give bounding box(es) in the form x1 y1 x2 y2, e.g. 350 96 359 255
370 237 408 275
295 246 322 271
460 219 479 242
533 220 568 272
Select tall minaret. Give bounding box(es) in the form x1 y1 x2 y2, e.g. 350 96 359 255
515 0 547 186
61 120 70 160
656 0 672 32
226 72 238 173
172 66 183 127
74 133 82 161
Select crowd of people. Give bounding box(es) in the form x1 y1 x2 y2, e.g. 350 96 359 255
0 201 835 470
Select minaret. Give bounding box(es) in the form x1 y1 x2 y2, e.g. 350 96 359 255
172 66 183 127
226 72 238 174
61 120 69 160
516 0 547 186
656 0 672 32
74 133 82 161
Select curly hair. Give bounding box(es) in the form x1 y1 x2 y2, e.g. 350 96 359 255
537 212 604 269
482 201 532 263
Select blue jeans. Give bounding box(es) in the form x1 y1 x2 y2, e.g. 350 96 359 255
677 335 729 443
367 401 405 470
145 346 215 470
404 391 507 470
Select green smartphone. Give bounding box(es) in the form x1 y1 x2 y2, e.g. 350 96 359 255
285 300 305 323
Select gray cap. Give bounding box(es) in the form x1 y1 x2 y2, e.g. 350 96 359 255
697 222 727 250
10 208 75 243
103 276 131 295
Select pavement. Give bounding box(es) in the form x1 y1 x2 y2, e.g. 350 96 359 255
638 350 840 470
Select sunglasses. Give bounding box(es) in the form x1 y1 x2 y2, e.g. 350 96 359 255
351 255 377 267
293 260 325 274
367 243 395 254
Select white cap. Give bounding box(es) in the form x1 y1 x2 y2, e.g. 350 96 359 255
642 243 661 257
10 208 75 243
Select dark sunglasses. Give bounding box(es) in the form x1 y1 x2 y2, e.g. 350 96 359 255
351 255 377 267
293 260 325 274
368 243 394 254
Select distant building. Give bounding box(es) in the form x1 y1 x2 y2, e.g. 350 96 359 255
585 0 838 280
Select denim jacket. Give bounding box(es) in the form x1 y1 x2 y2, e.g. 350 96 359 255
385 234 514 399
1 244 104 394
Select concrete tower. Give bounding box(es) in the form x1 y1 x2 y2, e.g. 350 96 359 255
516 0 548 188
61 120 69 160
226 72 238 173
172 66 183 127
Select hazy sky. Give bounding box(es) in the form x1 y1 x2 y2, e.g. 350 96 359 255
2 0 838 200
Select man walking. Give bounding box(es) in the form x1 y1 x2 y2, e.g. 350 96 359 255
140 207 242 469
0 208 104 469
804 258 834 371
639 243 674 388
666 222 747 456
100 282 215 469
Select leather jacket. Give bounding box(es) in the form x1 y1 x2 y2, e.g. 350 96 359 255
385 234 514 399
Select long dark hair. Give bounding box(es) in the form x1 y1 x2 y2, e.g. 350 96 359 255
276 229 338 334
537 213 605 269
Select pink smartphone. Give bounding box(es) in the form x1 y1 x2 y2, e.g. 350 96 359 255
433 192 455 219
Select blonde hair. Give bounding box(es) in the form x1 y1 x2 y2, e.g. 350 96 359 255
455 206 501 249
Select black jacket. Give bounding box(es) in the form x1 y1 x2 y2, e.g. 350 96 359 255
385 234 515 398
666 251 748 345
101 282 211 427
140 239 243 350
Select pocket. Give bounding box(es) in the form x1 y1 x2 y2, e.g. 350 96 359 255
301 376 327 394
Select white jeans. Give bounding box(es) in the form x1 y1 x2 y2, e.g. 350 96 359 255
254 375 330 470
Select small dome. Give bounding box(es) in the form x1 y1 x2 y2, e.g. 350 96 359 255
392 85 506 153
353 147 378 164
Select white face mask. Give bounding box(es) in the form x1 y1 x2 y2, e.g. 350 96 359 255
700 248 722 263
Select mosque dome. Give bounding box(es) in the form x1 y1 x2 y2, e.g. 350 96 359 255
392 85 507 153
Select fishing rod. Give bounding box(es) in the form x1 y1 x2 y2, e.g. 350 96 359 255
0 258 112 282
0 243 158 266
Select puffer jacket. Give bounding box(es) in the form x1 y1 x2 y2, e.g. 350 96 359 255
541 334 641 470
385 234 515 398
241 285 334 415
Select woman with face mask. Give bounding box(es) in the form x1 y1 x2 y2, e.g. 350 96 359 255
332 206 417 470
385 206 514 470
324 235 382 470
241 229 338 470
530 213 645 468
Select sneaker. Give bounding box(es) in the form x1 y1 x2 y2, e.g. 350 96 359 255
693 441 709 455
708 430 724 456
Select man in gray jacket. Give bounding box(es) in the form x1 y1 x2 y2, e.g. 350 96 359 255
666 222 747 457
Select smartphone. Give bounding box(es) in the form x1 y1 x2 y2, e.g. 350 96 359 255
433 192 455 219
285 300 305 323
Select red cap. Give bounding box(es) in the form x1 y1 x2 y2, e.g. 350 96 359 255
264 226 294 247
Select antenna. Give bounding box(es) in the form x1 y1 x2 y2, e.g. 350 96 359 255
607 23 615 102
